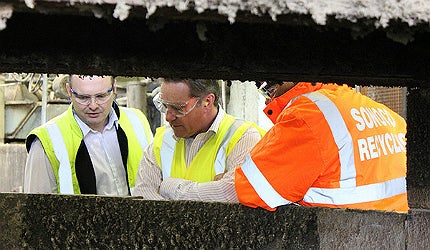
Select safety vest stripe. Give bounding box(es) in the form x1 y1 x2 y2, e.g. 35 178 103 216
159 127 176 180
122 108 149 150
241 155 291 208
303 92 357 188
303 176 406 205
213 120 243 175
159 118 243 179
45 122 74 194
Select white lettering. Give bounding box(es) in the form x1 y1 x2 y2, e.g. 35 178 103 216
373 108 387 126
357 132 406 162
392 133 403 153
351 108 366 131
366 136 379 159
367 108 382 127
360 107 374 129
351 106 397 131
357 139 370 161
375 134 388 156
382 108 396 127
397 133 407 152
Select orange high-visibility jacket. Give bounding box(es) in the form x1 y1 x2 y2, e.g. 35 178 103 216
235 82 408 212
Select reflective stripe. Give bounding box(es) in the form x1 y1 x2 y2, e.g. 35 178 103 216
159 127 176 180
303 92 356 188
213 120 243 175
241 155 291 208
122 108 149 149
243 89 405 209
159 120 244 179
45 122 74 194
303 177 406 204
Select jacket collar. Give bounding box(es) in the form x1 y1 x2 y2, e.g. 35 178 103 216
263 82 323 124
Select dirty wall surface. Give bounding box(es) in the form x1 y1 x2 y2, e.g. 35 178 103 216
0 1 430 249
1 193 428 249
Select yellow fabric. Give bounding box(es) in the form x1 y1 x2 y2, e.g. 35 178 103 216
154 114 265 183
27 105 150 193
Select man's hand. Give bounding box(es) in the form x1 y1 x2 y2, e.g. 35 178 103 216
213 172 225 181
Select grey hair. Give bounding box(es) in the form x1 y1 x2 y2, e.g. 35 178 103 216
163 78 221 105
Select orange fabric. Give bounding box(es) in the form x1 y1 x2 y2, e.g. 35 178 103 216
235 82 408 212
299 193 408 213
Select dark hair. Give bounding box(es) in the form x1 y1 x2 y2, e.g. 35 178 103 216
163 78 221 105
68 74 114 88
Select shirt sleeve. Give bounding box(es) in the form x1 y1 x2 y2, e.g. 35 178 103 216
159 126 262 202
24 138 57 193
133 143 167 200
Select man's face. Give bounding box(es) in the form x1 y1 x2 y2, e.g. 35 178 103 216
264 82 296 105
67 75 115 132
159 81 205 138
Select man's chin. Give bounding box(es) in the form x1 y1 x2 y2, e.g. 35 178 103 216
172 128 191 138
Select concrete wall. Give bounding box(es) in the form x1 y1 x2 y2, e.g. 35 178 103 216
0 144 26 192
0 1 429 249
0 193 428 249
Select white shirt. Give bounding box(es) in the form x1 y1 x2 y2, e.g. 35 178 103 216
133 108 262 202
24 108 129 196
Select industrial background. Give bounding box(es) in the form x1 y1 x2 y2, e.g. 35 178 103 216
0 0 428 249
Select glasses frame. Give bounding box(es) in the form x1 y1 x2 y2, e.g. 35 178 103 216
153 93 201 117
70 86 114 105
257 81 278 100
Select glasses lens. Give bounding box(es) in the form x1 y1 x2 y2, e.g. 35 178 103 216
74 95 90 104
258 87 271 100
94 90 113 104
153 93 200 117
153 93 167 113
257 81 278 100
72 87 113 105
257 82 271 100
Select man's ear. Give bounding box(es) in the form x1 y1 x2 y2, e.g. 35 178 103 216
65 83 72 97
203 93 215 107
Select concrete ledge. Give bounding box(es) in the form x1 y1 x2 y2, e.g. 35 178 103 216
0 144 26 192
0 193 428 249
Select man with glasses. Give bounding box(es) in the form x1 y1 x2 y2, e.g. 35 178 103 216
133 78 265 201
24 75 153 195
235 81 408 213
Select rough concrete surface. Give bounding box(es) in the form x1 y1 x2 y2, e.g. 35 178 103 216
0 144 26 192
406 87 430 209
1 193 428 249
9 0 430 28
407 209 430 249
0 193 320 249
318 208 406 249
0 1 429 248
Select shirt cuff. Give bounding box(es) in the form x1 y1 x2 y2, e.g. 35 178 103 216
160 177 185 199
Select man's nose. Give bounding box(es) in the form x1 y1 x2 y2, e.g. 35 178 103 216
165 109 177 122
88 96 99 106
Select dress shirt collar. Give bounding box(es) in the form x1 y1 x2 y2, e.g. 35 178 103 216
73 108 119 137
171 105 226 141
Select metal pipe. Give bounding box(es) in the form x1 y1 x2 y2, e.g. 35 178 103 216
41 74 48 124
221 80 226 110
0 74 5 143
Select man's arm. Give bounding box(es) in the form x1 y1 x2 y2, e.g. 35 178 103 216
133 143 167 200
24 138 57 193
159 127 262 202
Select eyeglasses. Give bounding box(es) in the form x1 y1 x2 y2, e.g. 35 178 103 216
153 92 200 117
257 81 278 100
70 86 114 105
